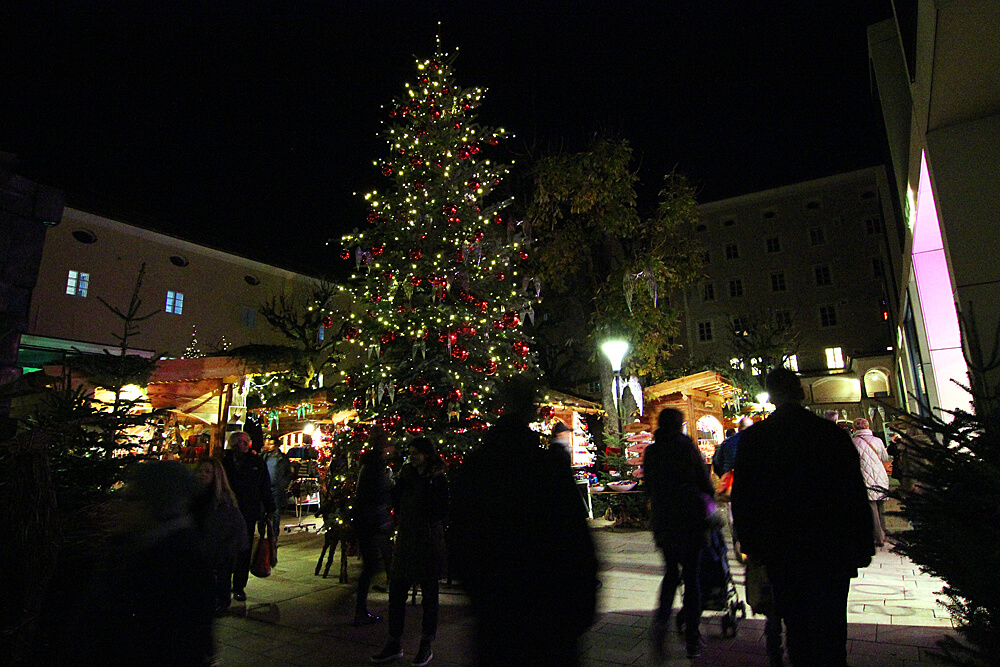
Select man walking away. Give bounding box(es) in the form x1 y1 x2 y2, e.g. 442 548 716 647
732 369 873 666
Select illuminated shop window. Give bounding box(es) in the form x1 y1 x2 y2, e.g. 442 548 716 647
783 355 798 371
825 346 845 369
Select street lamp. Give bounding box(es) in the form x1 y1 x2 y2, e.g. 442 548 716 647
601 339 630 436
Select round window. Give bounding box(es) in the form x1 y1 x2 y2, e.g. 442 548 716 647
72 229 97 244
244 275 260 286
169 255 189 267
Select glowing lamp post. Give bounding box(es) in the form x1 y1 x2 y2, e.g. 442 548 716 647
601 339 630 436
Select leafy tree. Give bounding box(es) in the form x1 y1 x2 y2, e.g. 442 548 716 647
723 307 802 398
527 138 704 434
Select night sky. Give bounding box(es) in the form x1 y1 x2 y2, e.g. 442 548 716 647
3 1 893 275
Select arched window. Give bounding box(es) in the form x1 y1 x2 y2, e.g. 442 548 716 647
864 369 891 397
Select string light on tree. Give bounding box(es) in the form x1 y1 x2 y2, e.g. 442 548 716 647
339 42 538 456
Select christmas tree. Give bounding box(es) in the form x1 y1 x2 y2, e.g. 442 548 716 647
339 47 537 459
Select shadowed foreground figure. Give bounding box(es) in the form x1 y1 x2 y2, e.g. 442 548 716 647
732 369 873 667
452 377 599 667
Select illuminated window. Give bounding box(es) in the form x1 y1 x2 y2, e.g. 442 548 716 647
751 357 763 375
165 291 184 315
766 236 781 253
771 272 786 292
730 357 745 370
825 346 845 369
703 282 715 302
697 321 713 342
783 354 798 371
814 265 832 286
820 305 837 327
809 227 826 245
725 243 739 260
729 278 743 298
66 270 90 297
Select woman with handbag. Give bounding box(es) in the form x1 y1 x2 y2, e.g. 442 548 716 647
851 418 892 548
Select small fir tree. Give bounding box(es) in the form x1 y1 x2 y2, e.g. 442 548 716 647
340 47 536 458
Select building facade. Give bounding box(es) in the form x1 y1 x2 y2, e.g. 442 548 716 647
22 207 322 370
869 1 1000 418
676 167 903 422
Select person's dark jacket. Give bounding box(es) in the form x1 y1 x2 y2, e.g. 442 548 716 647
389 459 449 581
731 403 874 576
712 432 741 477
221 450 276 523
263 449 293 505
350 448 394 534
452 415 599 641
192 490 250 569
643 428 715 549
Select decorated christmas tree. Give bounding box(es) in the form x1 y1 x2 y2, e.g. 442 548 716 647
339 47 537 460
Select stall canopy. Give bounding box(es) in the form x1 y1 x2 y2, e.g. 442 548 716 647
147 356 263 426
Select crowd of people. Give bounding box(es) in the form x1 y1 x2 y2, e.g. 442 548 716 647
75 370 897 666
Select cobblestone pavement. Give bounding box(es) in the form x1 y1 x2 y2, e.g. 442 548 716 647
215 499 960 666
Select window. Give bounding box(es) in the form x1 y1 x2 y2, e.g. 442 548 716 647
771 272 786 292
703 282 715 302
587 381 601 395
872 257 883 277
72 229 97 244
750 357 763 376
809 227 826 245
783 355 799 371
723 219 735 227
865 217 883 234
814 264 832 286
244 275 261 286
820 305 838 327
766 237 781 253
725 243 739 260
732 315 748 336
729 278 743 298
697 321 714 342
825 346 845 369
241 307 257 328
165 291 184 315
702 249 711 264
66 270 89 297
775 310 793 328
169 255 189 267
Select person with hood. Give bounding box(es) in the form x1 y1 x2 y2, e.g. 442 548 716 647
370 437 448 667
351 427 395 626
851 418 891 548
450 377 598 667
644 407 716 659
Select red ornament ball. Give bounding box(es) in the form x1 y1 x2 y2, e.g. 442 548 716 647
367 211 380 224
382 166 393 177
345 374 359 388
467 180 480 191
409 249 423 260
514 362 528 371
344 326 359 341
451 345 469 362
477 300 489 313
321 316 334 328
371 294 382 302
409 379 430 396
474 230 485 241
409 275 422 287
439 331 458 346
491 320 503 330
352 397 365 410
353 424 370 440
446 387 463 403
502 311 521 328
540 405 556 419
340 249 351 260
425 394 445 409
519 250 529 260
512 340 530 357
372 245 384 257
414 181 425 189
495 272 505 281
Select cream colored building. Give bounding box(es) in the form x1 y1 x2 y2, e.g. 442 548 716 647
22 207 321 369
868 1 1000 418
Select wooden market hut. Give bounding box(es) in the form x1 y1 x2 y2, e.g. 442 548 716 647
635 370 738 463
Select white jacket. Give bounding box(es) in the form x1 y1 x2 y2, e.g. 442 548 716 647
852 428 890 500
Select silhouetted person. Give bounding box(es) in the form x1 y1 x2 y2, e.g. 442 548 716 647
452 377 598 667
192 458 249 615
371 437 448 667
85 460 214 665
713 416 754 562
221 431 275 601
732 369 873 667
351 427 395 626
644 408 715 659
548 420 573 467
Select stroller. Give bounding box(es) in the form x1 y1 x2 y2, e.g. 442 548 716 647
699 527 746 636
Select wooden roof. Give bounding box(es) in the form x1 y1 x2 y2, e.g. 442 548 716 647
541 389 605 414
147 356 264 385
643 370 737 402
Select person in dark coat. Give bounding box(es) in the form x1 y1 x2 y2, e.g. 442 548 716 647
643 407 715 659
84 460 214 665
732 369 874 667
451 377 599 667
350 427 395 626
221 430 275 602
192 458 250 615
371 437 448 667
262 437 293 541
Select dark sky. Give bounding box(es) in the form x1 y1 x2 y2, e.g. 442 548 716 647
2 1 893 275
